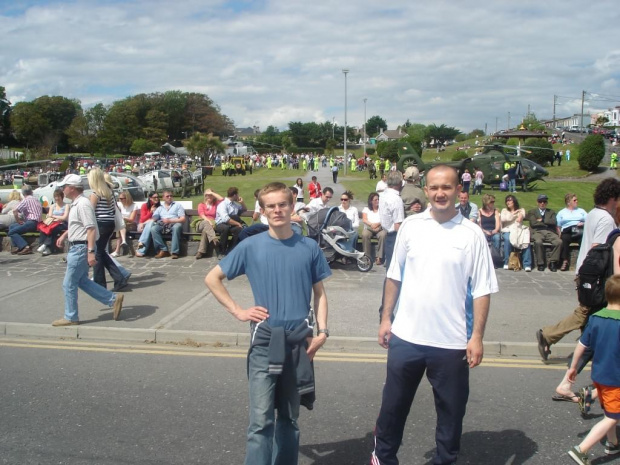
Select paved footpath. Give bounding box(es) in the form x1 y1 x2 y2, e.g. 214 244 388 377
0 165 585 360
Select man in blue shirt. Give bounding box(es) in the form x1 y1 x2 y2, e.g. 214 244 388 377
150 189 185 259
206 182 331 465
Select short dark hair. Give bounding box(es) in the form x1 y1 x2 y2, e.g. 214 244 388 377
227 186 239 198
323 187 334 195
593 178 620 206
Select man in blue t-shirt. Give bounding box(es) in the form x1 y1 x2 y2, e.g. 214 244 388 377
205 182 331 465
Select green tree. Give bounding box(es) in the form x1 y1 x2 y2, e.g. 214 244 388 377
0 86 11 143
595 115 609 127
130 138 158 155
98 98 141 153
10 95 80 156
184 132 225 165
376 140 399 162
521 113 545 131
325 138 337 156
426 123 461 147
578 135 606 171
366 115 388 137
66 103 108 154
406 123 427 141
523 137 554 166
468 129 485 138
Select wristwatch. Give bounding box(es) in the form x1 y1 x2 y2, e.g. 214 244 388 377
317 329 330 338
87 248 95 253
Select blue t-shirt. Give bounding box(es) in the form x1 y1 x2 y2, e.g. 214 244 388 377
580 309 620 387
219 231 332 329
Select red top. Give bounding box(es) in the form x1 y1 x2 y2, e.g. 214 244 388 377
198 200 221 219
308 181 322 199
140 202 155 223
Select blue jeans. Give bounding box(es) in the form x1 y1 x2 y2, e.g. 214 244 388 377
151 222 183 254
63 244 116 322
138 221 154 254
485 232 500 251
341 230 358 253
8 220 38 249
508 178 516 192
502 232 532 268
245 344 300 465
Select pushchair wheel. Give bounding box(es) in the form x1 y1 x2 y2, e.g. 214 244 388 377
356 255 373 272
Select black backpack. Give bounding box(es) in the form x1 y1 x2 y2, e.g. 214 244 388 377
576 229 620 309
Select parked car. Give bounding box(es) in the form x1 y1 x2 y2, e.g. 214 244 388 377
33 172 147 206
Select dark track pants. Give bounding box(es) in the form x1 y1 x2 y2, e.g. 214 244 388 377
372 335 469 465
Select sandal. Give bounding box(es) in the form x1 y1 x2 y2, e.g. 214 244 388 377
560 260 569 271
579 385 594 414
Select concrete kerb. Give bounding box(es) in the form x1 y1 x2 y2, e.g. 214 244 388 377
0 322 578 359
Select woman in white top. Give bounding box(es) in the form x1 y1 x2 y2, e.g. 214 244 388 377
112 190 138 257
361 192 387 265
338 190 360 254
0 190 21 230
500 194 533 271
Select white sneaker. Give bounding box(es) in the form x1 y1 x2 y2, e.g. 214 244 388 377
42 246 51 256
503 265 509 270
525 266 532 272
37 244 47 253
110 251 119 257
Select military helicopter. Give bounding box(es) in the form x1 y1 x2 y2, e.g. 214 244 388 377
396 142 549 192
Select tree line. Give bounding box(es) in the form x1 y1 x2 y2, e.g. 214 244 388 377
0 86 234 158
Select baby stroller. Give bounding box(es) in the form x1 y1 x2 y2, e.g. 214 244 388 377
306 207 373 272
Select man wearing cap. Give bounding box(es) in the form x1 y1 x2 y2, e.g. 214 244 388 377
52 174 124 326
400 166 427 216
526 194 562 272
8 185 42 255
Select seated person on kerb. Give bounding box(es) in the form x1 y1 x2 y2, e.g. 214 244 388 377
566 274 620 464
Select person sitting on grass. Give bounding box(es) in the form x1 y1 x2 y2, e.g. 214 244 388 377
566 275 620 464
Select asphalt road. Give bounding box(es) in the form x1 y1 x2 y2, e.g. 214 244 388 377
0 339 614 465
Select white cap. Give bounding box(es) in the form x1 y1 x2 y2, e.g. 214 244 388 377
57 174 83 187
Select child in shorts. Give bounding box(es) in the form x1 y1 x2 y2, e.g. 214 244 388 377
567 275 620 464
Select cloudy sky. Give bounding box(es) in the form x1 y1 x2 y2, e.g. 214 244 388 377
1 0 619 134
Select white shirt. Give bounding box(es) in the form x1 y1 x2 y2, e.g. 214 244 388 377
306 197 328 215
376 180 388 193
388 210 499 349
362 207 381 228
575 207 617 273
379 187 404 233
338 205 359 229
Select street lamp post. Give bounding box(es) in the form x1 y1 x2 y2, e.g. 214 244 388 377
363 98 367 161
332 116 335 140
343 69 349 176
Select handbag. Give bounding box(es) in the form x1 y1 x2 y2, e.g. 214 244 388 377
508 251 522 271
570 225 584 241
37 220 61 235
114 203 125 232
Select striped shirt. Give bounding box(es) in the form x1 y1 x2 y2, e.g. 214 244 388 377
94 194 116 223
16 195 42 222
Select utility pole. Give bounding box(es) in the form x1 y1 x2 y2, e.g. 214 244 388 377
484 122 487 135
363 98 367 160
342 69 349 176
580 90 586 131
553 95 557 128
495 117 499 134
507 112 511 130
332 116 335 140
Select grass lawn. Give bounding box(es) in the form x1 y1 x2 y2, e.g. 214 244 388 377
338 169 599 213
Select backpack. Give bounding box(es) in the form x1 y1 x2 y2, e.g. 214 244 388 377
576 229 620 309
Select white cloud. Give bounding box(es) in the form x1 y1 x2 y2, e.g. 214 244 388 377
1 0 619 133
